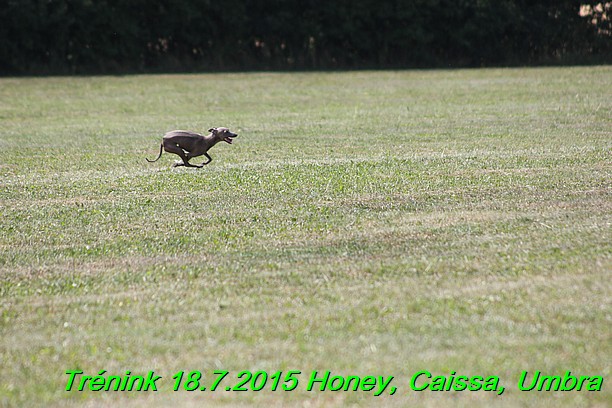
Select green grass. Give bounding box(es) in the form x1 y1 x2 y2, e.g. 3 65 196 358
0 67 610 407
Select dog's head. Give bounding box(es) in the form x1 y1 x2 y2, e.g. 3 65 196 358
209 127 238 144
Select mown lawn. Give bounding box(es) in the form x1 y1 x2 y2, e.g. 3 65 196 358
0 67 610 407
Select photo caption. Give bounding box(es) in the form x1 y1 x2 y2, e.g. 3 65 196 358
65 369 604 395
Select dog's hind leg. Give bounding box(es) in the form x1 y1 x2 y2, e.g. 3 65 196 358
163 143 202 168
172 161 203 168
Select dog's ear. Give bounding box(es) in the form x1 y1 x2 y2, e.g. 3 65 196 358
208 128 217 134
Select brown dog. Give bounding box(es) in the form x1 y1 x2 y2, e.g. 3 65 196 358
147 127 238 168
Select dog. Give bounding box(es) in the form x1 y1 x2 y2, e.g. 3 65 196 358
147 127 238 168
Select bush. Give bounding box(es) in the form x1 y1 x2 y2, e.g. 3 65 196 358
0 0 609 74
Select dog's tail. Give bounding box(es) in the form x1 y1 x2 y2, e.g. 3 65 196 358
146 143 163 162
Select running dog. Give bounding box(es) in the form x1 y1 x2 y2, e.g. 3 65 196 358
147 127 238 168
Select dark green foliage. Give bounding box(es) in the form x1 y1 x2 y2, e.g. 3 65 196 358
0 0 609 74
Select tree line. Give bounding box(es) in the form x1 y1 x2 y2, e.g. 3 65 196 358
0 0 610 75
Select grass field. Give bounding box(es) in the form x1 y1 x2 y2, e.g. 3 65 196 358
0 67 610 407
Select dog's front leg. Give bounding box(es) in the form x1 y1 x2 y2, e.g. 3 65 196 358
201 152 213 165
